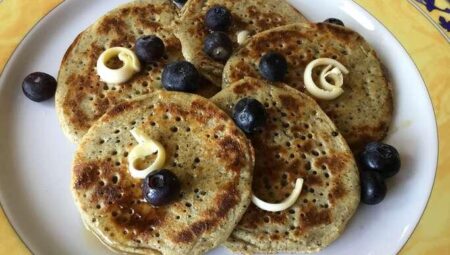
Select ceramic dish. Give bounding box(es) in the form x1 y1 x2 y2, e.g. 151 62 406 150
0 0 438 254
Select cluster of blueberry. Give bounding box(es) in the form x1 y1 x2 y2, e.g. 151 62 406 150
358 142 401 205
162 5 235 93
203 6 234 62
136 35 201 93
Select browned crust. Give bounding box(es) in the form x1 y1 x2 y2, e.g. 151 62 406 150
211 78 360 253
173 183 240 243
61 32 83 65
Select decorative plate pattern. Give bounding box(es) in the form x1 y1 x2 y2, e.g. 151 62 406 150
408 0 450 41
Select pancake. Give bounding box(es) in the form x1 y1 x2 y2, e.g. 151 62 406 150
71 91 255 255
175 0 307 86
211 78 360 254
223 23 393 151
56 0 219 143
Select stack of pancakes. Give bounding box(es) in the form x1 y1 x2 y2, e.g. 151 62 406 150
57 0 393 254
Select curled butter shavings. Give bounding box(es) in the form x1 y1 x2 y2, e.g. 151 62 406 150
252 178 304 212
128 129 166 179
237 30 250 45
304 58 349 100
96 47 141 84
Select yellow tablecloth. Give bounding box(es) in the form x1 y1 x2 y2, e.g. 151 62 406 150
0 0 449 254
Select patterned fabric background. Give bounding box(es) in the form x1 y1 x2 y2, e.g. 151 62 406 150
409 0 450 40
0 0 449 254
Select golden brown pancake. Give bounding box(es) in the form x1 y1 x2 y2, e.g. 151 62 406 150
212 78 360 254
56 0 219 143
223 23 393 151
72 91 254 255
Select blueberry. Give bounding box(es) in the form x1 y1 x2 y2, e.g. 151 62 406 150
358 142 401 179
205 6 232 31
172 0 187 8
232 98 266 134
22 72 57 102
324 18 345 26
162 61 200 92
135 35 165 64
143 169 181 206
360 170 387 205
259 52 288 82
203 31 233 62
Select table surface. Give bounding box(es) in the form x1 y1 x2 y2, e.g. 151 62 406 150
0 0 449 254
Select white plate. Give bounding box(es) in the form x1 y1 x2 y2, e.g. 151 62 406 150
0 0 438 254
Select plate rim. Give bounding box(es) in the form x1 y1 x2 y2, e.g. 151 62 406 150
348 1 439 253
0 0 67 253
